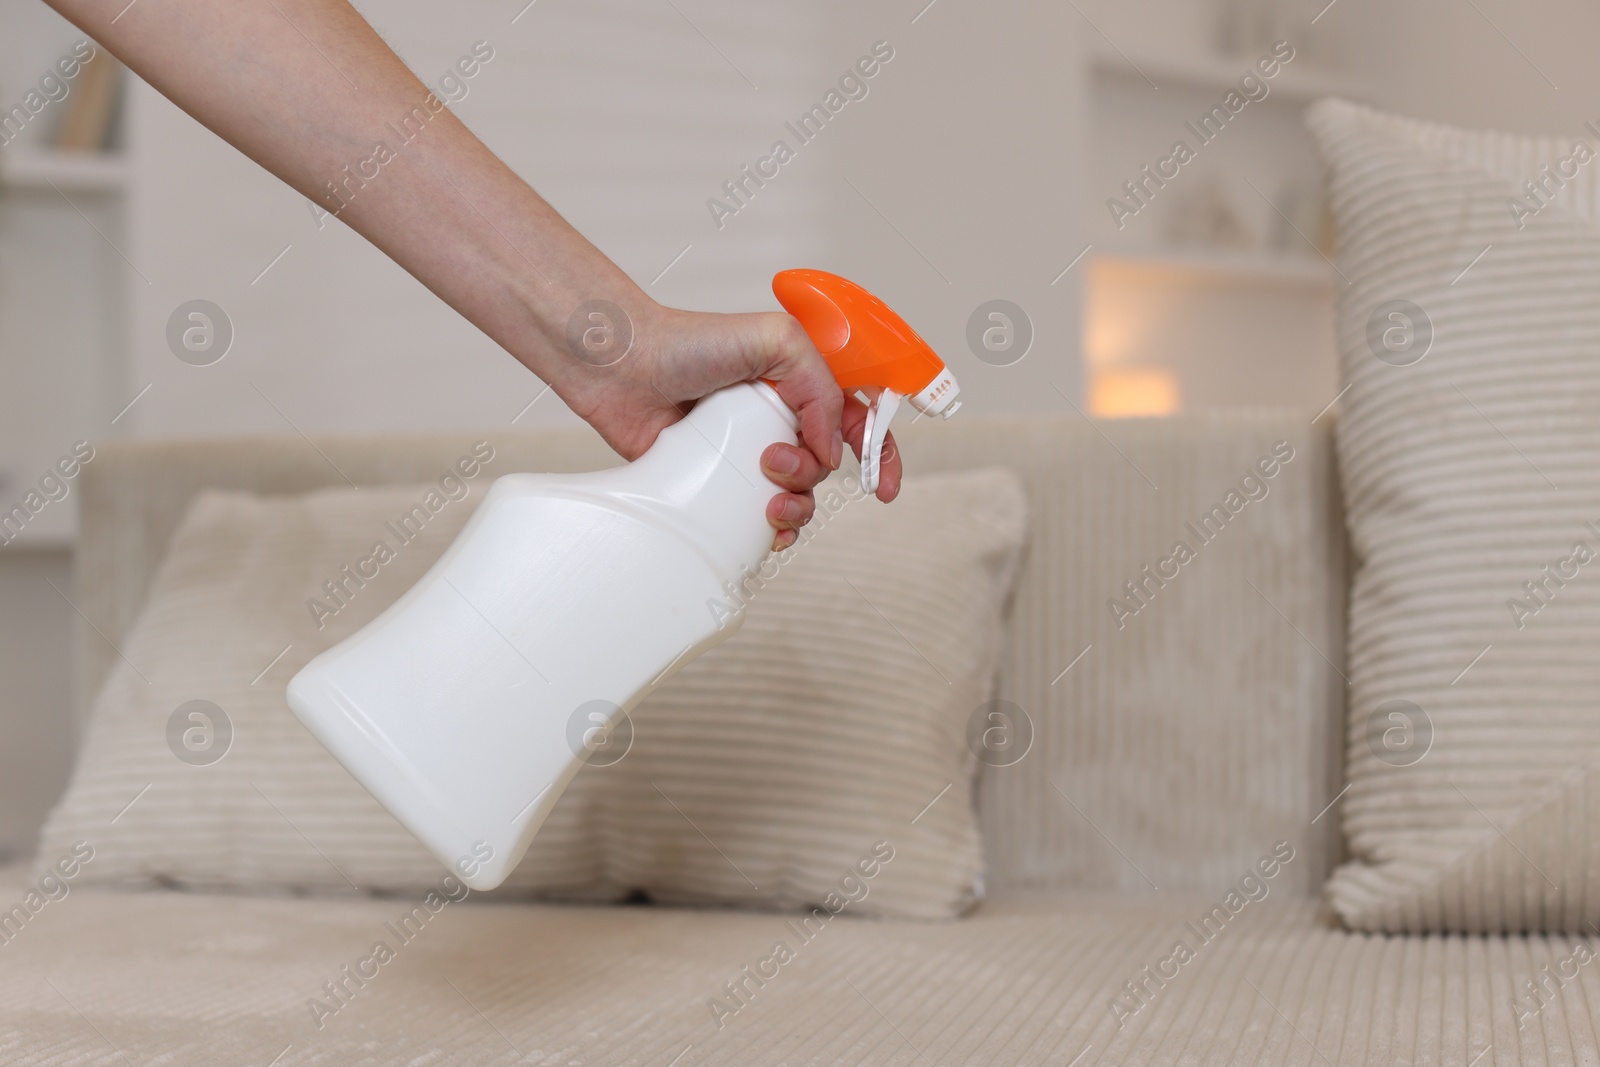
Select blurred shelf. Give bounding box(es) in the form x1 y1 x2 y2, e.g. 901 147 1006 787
0 502 75 550
1090 45 1363 104
1092 247 1338 288
0 147 128 193
0 529 74 551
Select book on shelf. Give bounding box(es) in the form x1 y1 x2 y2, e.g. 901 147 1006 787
53 55 123 153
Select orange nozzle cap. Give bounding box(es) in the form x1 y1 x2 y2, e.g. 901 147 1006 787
773 269 947 397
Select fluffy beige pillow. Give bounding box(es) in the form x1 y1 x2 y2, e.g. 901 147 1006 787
1311 98 1600 933
37 468 1025 919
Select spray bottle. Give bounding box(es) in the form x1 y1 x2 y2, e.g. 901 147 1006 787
287 270 962 889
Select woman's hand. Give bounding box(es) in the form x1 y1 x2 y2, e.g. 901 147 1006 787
560 304 903 551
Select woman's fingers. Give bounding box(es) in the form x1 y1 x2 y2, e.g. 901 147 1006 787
761 442 828 494
762 395 902 533
840 394 902 502
765 490 815 533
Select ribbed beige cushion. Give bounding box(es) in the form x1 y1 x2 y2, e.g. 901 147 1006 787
67 417 1351 899
36 468 1025 919
3 873 1595 1065
1312 99 1600 933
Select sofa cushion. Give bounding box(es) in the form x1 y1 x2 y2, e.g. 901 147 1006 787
0 863 1591 1065
1311 98 1600 933
35 466 1025 919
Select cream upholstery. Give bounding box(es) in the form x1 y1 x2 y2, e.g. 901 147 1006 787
1310 98 1600 934
3 873 1594 1065
70 413 1347 899
13 412 1591 1063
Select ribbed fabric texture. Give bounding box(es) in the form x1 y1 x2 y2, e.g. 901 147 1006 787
62 416 1349 900
38 469 1025 919
3 877 1597 1066
901 414 1348 898
1311 99 1600 933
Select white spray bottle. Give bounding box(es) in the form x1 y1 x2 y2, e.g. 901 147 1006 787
287 270 962 889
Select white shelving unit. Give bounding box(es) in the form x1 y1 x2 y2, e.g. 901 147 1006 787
0 4 131 548
1090 43 1364 104
0 0 125 860
1080 23 1346 417
1 525 76 550
0 146 129 193
1092 247 1337 289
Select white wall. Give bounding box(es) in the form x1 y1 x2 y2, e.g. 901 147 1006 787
120 0 1083 442
123 0 829 439
1316 0 1597 135
821 1 1084 416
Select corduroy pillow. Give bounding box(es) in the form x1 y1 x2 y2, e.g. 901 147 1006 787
1311 98 1600 933
36 468 1025 919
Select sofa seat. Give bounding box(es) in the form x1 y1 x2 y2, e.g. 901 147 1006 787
2 879 1593 1066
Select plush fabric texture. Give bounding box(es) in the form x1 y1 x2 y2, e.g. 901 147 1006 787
1 865 1594 1066
36 468 1026 919
1311 99 1600 933
64 416 1349 900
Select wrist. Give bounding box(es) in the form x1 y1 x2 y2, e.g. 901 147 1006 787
508 268 666 416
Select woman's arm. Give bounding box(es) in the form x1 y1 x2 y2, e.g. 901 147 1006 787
43 0 901 546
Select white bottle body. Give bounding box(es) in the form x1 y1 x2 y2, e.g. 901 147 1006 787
286 383 798 890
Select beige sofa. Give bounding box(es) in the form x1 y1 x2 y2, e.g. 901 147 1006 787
4 411 1592 1066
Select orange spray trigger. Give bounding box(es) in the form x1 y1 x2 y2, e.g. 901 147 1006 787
773 269 960 494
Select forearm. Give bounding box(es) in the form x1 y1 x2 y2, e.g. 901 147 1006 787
44 0 641 407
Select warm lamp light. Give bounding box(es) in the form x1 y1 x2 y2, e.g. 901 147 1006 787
1089 369 1180 418
1085 314 1135 369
